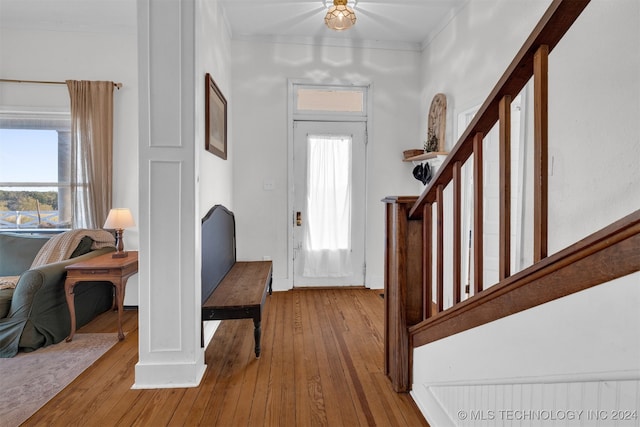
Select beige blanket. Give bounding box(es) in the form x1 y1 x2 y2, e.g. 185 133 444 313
0 276 20 290
30 229 116 268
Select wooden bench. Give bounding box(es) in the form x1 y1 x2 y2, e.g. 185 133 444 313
201 205 272 358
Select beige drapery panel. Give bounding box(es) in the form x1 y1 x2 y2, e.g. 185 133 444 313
66 80 114 228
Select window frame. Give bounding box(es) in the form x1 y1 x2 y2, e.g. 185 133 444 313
0 109 73 231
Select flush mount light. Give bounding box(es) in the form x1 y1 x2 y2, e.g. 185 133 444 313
325 0 356 31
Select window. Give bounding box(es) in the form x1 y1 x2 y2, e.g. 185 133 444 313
0 113 72 231
297 88 364 113
294 84 367 117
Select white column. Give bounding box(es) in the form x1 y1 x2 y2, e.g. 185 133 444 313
134 0 205 388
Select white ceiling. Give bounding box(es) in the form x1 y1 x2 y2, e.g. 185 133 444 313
0 0 467 51
220 0 468 50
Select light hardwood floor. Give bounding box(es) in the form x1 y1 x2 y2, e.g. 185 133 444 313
24 288 429 426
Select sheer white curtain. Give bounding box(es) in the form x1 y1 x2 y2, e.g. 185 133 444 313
302 134 353 277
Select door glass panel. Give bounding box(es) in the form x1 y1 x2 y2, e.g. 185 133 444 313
303 135 352 277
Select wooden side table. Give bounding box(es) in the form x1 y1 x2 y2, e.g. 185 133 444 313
64 250 138 342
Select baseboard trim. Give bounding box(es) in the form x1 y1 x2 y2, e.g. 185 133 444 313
132 359 206 389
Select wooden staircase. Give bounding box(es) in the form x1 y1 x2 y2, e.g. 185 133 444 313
382 0 640 393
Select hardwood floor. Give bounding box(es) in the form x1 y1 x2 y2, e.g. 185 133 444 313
24 288 428 427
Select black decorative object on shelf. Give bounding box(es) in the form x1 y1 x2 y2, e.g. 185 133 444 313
412 162 432 185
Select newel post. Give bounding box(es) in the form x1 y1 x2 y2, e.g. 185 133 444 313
383 196 424 393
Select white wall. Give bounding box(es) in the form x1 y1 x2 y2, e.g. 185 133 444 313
230 41 423 290
546 0 640 252
413 0 640 423
413 272 640 427
420 0 551 152
197 0 233 214
0 16 140 305
196 0 233 353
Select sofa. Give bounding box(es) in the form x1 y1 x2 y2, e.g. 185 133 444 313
0 231 116 357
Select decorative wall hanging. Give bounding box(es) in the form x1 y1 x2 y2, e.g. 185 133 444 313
425 93 446 152
205 73 227 159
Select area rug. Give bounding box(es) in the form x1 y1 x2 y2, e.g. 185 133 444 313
0 333 118 427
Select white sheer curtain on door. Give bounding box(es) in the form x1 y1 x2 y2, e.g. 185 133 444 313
302 134 353 277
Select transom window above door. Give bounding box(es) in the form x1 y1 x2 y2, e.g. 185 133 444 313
293 85 367 117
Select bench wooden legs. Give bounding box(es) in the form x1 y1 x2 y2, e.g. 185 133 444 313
253 318 261 358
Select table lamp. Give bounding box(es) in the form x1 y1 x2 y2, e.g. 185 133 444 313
104 208 135 258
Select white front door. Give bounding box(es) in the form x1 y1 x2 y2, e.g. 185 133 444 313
292 120 366 287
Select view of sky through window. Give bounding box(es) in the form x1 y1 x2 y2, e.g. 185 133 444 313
0 129 58 184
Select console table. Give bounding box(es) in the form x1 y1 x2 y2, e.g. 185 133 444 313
64 251 138 342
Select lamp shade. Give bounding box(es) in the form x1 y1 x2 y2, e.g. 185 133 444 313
325 0 356 31
104 208 135 229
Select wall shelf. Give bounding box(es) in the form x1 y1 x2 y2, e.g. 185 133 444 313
402 151 448 162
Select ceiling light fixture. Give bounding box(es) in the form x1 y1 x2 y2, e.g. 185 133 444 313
325 0 356 31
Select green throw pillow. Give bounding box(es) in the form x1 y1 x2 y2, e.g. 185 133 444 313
0 289 14 318
70 236 94 258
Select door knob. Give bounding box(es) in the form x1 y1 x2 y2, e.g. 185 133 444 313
296 211 302 226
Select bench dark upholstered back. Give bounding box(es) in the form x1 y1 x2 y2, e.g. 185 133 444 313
201 205 236 305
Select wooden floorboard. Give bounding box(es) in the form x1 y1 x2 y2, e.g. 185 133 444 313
23 289 429 427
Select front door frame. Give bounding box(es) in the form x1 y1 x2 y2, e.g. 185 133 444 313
286 78 372 290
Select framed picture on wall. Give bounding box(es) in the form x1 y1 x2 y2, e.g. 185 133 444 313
205 73 227 159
